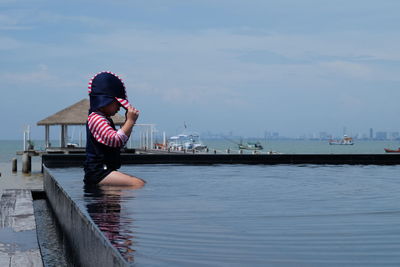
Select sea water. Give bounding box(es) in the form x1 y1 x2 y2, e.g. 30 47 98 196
2 140 400 266
50 164 400 266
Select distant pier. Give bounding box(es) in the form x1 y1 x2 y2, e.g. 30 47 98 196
42 151 400 168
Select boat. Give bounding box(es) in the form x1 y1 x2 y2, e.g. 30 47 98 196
329 135 354 145
238 141 264 150
154 143 167 150
224 137 264 150
66 142 79 148
384 148 400 153
168 133 207 151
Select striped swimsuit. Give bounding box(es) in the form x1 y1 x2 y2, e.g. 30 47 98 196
84 112 129 184
84 71 134 184
87 111 128 148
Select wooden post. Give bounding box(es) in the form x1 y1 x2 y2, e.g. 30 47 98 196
23 128 27 151
60 125 64 147
22 152 31 173
146 130 149 149
79 129 83 147
12 158 17 172
64 125 68 147
45 125 50 148
150 124 154 150
60 124 68 148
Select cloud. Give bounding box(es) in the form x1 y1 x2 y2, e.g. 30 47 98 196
0 36 23 50
0 11 34 30
319 60 372 78
67 27 400 111
0 65 51 83
125 76 247 108
2 25 399 103
32 12 105 28
0 7 106 29
0 15 32 30
0 65 80 90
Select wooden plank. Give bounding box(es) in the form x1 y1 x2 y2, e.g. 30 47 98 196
0 189 43 267
13 190 35 232
0 190 16 228
11 250 42 266
0 250 10 266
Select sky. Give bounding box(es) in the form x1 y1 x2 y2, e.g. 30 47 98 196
1 0 400 140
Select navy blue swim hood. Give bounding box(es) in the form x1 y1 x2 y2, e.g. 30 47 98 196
88 71 132 112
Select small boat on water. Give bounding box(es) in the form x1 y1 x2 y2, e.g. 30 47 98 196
168 133 207 151
384 148 400 153
223 137 264 151
238 141 264 150
329 135 354 145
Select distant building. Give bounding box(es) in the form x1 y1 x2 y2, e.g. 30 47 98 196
264 131 271 139
369 128 374 139
390 132 399 140
319 132 332 140
272 132 279 139
298 134 306 140
375 131 387 140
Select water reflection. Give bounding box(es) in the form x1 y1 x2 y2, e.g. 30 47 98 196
54 165 400 266
83 184 136 262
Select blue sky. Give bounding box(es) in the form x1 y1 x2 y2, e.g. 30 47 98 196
1 0 400 139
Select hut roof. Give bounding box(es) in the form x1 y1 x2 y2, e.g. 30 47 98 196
37 99 126 126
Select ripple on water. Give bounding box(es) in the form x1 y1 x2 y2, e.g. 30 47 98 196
50 164 400 266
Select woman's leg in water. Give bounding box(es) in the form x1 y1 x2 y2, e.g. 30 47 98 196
99 171 146 188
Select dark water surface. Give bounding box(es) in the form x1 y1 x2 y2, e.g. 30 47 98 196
33 199 75 267
50 164 400 266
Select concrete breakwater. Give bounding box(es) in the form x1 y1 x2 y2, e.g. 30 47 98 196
43 166 129 267
42 153 400 168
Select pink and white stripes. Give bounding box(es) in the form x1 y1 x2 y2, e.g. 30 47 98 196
87 112 128 148
115 97 131 109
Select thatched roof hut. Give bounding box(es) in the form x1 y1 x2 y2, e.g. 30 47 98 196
37 99 125 148
37 99 125 125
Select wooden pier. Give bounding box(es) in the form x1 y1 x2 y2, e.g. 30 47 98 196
42 152 400 168
0 189 43 266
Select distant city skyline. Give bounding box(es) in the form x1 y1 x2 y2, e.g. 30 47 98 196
1 1 400 140
199 128 400 140
9 124 400 142
0 124 400 141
